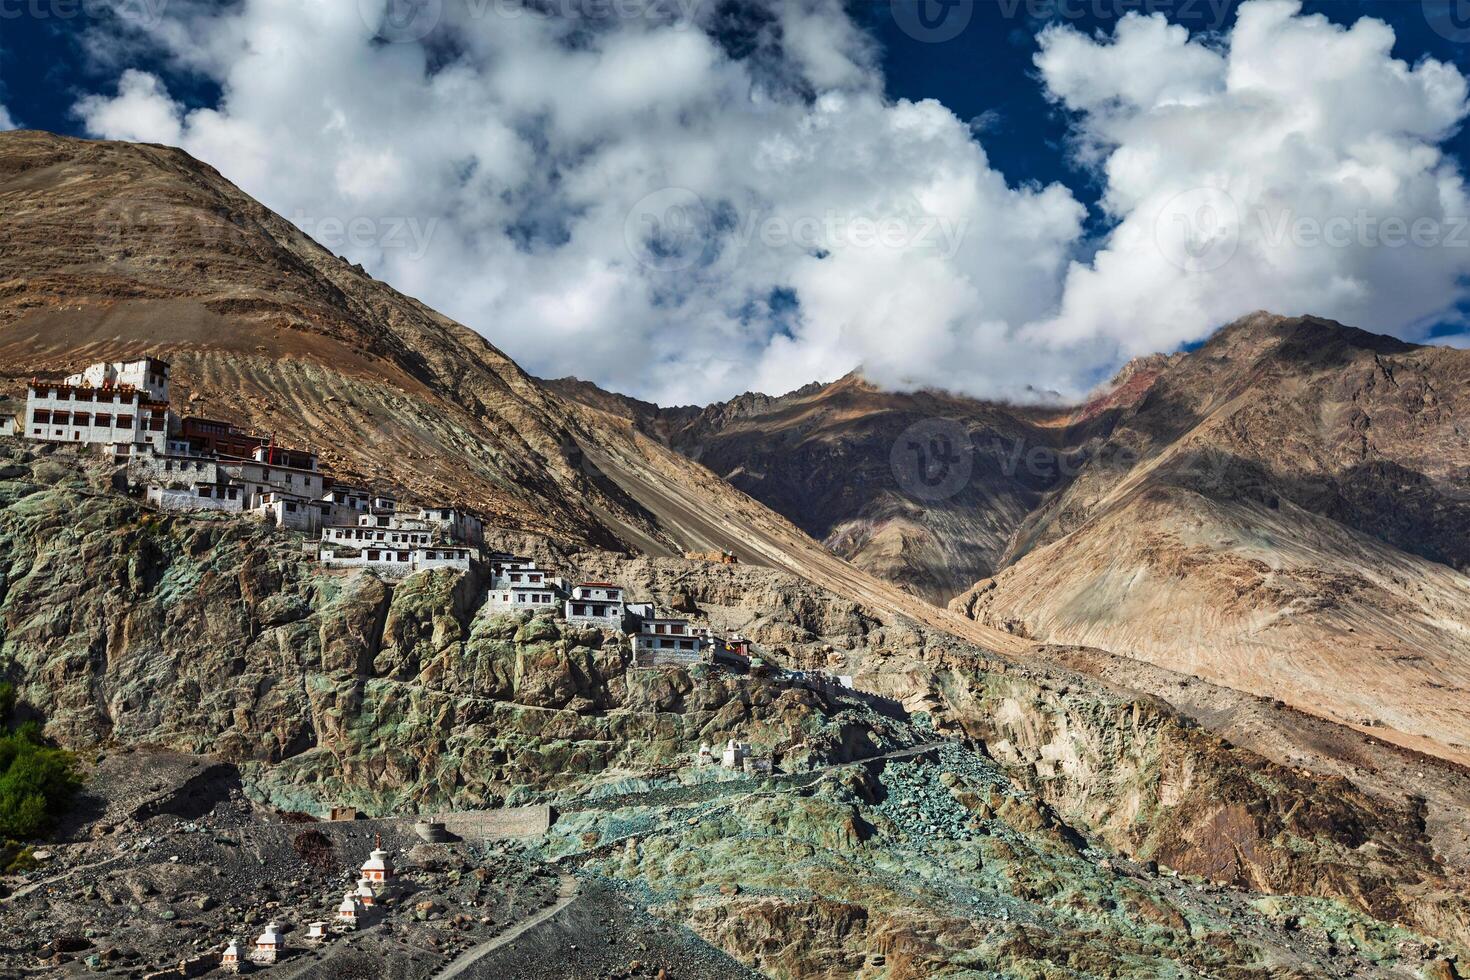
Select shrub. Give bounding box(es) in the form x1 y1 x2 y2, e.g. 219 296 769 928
0 682 80 841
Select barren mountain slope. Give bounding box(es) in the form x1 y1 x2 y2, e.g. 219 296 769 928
551 372 1108 604
0 129 1026 656
952 313 1470 765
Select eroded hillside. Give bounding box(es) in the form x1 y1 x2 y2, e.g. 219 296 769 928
951 314 1470 767
2 445 1468 977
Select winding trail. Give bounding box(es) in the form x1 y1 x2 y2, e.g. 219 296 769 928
433 873 579 980
1 852 128 903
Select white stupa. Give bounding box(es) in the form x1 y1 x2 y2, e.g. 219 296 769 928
337 892 361 928
355 877 377 906
251 922 283 964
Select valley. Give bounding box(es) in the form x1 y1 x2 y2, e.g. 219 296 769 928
2 129 1470 978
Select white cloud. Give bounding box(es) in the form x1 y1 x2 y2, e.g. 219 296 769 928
68 0 1470 404
1028 0 1470 384
0 105 15 131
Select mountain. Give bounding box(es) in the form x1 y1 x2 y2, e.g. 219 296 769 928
549 372 1105 605
951 312 1470 766
0 129 1024 658
5 130 1470 974
563 308 1470 766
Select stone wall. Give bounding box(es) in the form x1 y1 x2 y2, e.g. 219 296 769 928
427 804 553 839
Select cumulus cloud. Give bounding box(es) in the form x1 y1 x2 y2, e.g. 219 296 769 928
67 0 1470 404
0 105 15 131
1029 0 1470 379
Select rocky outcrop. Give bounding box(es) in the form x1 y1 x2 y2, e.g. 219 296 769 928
0 446 923 817
4 446 1470 972
863 647 1470 949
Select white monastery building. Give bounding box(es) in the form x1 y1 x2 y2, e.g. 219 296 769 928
565 583 627 630
631 617 705 664
23 357 173 455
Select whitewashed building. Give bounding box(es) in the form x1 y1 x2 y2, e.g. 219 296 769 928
489 556 548 588
485 582 560 614
564 583 627 630
336 893 361 929
411 506 485 546
361 846 394 884
253 490 330 533
66 357 170 400
221 939 243 973
217 457 328 508
146 482 246 514
319 544 475 577
0 414 14 437
631 617 705 666
22 378 170 454
322 513 435 549
321 485 371 525
722 739 749 769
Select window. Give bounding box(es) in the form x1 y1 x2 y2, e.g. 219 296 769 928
94 413 111 427
367 550 380 560
164 461 173 472
199 486 213 498
95 392 113 404
116 415 133 428
53 412 70 425
32 410 50 424
74 389 93 402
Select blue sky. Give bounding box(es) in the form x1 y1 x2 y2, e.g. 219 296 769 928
3 1 1470 402
8 2 1469 216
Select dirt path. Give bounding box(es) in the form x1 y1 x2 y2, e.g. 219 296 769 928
433 873 580 980
2 852 128 903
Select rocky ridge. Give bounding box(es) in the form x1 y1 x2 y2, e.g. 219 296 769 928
1 445 1468 976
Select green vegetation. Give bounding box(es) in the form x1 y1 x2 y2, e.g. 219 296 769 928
0 682 80 842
